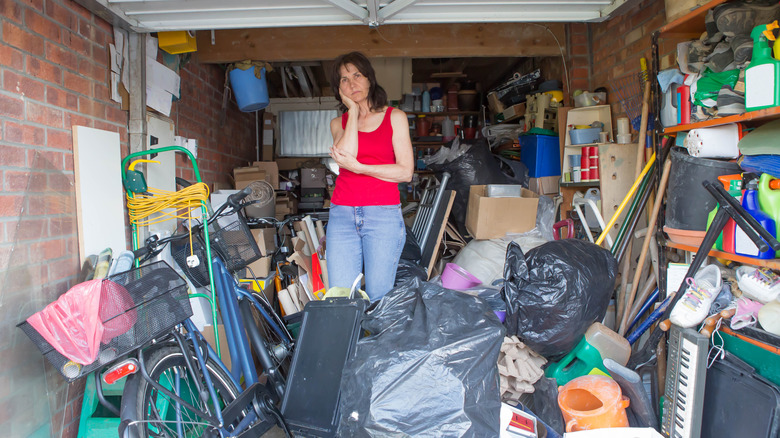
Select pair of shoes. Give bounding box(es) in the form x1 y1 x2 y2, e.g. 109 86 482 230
670 264 723 328
714 0 780 37
736 266 780 303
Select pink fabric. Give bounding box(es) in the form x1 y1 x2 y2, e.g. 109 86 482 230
27 279 104 365
331 107 400 206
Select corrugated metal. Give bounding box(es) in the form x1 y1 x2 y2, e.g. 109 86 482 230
94 0 628 32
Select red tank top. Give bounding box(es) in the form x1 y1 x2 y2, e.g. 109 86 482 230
331 107 400 206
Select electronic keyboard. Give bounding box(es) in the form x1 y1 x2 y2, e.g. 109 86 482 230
662 325 708 438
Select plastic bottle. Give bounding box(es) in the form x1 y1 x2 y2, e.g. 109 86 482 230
735 178 776 259
442 117 455 140
746 23 780 111
759 172 780 238
584 322 630 366
421 87 431 113
706 174 742 252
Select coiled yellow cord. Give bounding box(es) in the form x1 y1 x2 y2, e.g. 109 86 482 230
126 183 210 227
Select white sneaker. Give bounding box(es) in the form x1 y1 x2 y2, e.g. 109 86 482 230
670 264 723 328
736 266 780 304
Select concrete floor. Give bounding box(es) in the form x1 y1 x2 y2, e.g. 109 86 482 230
261 426 287 437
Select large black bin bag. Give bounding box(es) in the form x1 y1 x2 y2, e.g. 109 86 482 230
501 240 618 359
337 278 505 437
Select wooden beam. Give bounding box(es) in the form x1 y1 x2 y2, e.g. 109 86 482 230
195 23 566 64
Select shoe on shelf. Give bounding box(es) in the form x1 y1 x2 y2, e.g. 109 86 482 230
736 266 780 304
670 264 723 328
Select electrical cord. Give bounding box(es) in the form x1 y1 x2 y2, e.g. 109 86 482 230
126 183 211 227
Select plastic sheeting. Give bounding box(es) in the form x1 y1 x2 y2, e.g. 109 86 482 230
338 278 505 437
501 240 618 359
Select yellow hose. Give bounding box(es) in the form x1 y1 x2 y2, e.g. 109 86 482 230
126 183 210 227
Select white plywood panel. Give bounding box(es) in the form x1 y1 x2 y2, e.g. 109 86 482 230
73 126 126 263
145 114 177 239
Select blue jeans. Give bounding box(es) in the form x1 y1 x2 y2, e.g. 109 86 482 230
326 203 405 301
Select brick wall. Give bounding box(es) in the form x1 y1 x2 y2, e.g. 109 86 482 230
0 1 255 436
566 0 671 121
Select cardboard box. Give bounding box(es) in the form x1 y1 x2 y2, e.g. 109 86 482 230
262 112 275 162
466 185 539 240
201 325 231 370
501 103 526 121
301 168 327 188
250 227 276 256
234 166 266 190
528 176 560 196
245 255 272 278
664 0 708 22
252 161 279 189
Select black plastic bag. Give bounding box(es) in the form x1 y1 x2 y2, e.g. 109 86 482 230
427 138 525 235
393 259 427 287
338 278 505 437
501 240 618 359
400 225 422 263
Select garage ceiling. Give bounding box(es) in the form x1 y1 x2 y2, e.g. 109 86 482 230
81 0 632 32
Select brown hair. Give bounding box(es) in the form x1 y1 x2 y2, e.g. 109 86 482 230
330 51 387 113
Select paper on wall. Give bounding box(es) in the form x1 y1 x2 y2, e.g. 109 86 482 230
146 58 180 97
146 86 173 116
110 72 121 103
146 34 158 59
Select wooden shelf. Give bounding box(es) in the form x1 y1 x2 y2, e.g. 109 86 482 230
658 0 729 38
664 240 780 269
560 181 600 188
662 106 780 134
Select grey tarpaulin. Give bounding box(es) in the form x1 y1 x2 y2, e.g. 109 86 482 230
501 240 618 360
337 278 505 437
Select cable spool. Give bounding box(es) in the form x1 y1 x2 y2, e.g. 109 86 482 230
243 180 276 219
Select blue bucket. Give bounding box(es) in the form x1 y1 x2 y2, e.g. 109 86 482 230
229 66 269 112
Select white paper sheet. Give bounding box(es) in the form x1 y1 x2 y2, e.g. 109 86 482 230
146 86 173 116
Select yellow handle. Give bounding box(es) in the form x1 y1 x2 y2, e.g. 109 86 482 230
128 158 160 171
595 153 656 246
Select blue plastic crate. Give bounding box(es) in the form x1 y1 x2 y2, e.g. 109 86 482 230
520 134 561 178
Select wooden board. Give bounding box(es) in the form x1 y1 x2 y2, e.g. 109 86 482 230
72 126 126 263
597 143 640 242
425 190 456 280
195 23 566 63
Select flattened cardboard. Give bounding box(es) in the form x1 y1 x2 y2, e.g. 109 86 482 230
466 185 539 240
250 227 276 256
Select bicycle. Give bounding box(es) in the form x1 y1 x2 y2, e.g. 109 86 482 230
20 185 296 438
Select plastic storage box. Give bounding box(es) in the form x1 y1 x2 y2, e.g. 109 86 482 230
520 134 561 177
569 127 601 145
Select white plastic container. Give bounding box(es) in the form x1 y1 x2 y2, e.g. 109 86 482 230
585 322 631 366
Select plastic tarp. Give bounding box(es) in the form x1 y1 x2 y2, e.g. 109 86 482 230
26 279 137 365
501 240 618 359
338 278 505 436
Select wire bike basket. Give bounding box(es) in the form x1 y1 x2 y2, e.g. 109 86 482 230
172 214 263 287
19 261 192 382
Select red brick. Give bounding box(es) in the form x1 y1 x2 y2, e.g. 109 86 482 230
92 44 107 66
46 85 79 111
0 195 24 217
48 172 73 191
3 71 46 102
64 111 91 128
22 0 44 12
46 42 80 72
77 96 105 118
0 44 25 71
26 101 63 128
93 82 109 101
0 94 24 119
106 104 126 124
26 58 62 85
63 0 90 19
47 255 78 279
62 30 90 57
31 149 64 170
4 120 45 146
46 128 72 150
77 59 106 82
29 193 72 215
3 22 44 57
0 144 26 167
45 0 77 31
1 0 23 23
49 215 75 235
63 71 91 96
25 10 61 42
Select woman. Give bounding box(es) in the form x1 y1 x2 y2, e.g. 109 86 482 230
326 51 414 301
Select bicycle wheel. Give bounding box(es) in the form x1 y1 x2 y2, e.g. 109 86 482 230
134 346 239 437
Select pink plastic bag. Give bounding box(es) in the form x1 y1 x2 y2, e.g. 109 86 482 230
99 280 137 344
27 279 104 365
